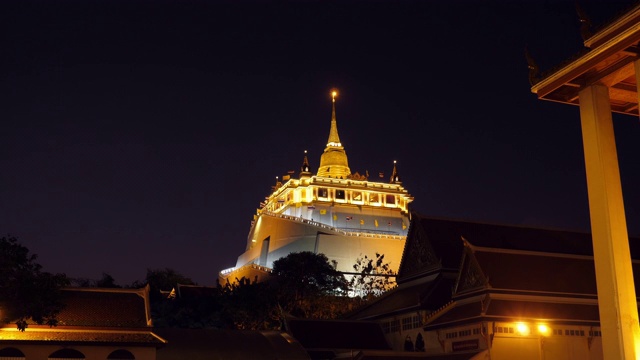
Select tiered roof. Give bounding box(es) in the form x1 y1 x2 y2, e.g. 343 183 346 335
349 211 640 330
0 286 164 346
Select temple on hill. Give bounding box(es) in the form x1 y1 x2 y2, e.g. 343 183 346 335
219 91 414 283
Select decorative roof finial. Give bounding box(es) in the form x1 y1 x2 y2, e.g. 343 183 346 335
327 89 342 147
300 150 311 177
575 0 592 43
390 160 401 184
525 46 540 86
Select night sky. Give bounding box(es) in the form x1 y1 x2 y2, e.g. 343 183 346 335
2 0 639 286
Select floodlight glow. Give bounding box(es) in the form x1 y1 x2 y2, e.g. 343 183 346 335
516 323 530 335
537 324 550 335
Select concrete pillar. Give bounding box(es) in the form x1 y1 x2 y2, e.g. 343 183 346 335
578 84 640 360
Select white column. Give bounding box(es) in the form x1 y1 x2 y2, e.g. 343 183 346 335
578 83 640 360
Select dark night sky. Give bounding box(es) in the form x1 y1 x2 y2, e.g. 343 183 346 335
2 0 639 286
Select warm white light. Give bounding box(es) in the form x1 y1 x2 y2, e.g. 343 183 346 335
516 323 530 335
537 324 550 335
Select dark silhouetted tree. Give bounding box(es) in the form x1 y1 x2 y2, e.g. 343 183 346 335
139 268 199 326
71 273 121 288
0 236 69 331
143 268 195 300
219 277 280 330
271 251 349 317
95 273 120 288
349 252 396 300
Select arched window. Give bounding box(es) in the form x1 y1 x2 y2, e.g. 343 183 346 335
48 348 85 359
0 347 25 360
107 350 135 359
415 332 425 352
403 335 414 351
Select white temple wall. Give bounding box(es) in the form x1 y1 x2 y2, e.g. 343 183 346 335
316 234 405 274
236 213 406 274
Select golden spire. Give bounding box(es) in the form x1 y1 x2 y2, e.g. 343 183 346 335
390 160 401 184
327 90 342 147
317 89 351 178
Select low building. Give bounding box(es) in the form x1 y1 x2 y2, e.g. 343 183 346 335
0 286 166 360
347 212 640 359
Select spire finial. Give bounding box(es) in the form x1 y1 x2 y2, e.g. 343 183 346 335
326 89 342 147
300 149 311 176
525 45 540 86
390 160 401 184
575 0 592 43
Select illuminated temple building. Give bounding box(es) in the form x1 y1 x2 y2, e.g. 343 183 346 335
219 92 413 283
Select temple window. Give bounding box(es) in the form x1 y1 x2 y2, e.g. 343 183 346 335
370 193 379 204
318 188 329 199
385 194 395 204
352 192 362 201
390 320 400 332
0 348 25 359
402 317 412 330
49 349 85 359
335 190 345 200
107 349 136 359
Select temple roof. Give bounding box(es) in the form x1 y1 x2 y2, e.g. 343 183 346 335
398 212 640 281
357 211 640 323
17 287 152 328
0 286 164 347
0 329 164 345
346 274 456 321
531 2 640 116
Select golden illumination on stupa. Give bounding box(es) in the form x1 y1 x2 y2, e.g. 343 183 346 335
219 89 414 284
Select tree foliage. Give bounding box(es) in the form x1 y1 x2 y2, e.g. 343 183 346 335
349 252 396 300
71 273 121 288
272 252 348 298
0 236 69 331
271 251 350 318
142 267 196 301
218 277 280 330
147 252 359 330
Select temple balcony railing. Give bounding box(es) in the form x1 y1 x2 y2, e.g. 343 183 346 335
259 211 406 240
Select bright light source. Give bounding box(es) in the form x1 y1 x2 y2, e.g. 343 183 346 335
516 323 530 336
538 324 550 336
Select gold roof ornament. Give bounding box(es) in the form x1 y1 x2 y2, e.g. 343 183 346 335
299 150 311 178
390 160 401 184
317 89 351 178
